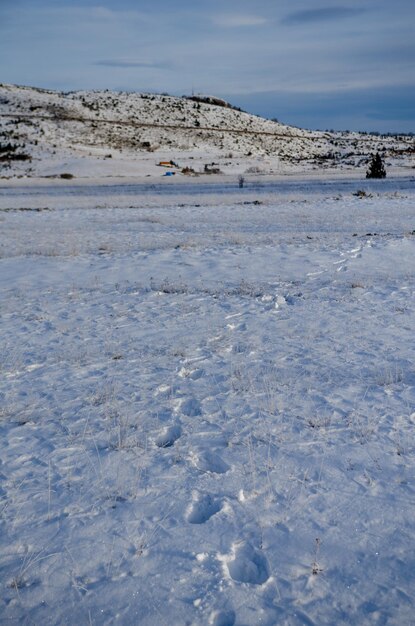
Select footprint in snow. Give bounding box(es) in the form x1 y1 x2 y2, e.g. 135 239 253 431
175 397 202 417
223 541 269 585
155 425 181 448
154 383 175 398
209 609 236 626
192 449 230 474
186 492 222 524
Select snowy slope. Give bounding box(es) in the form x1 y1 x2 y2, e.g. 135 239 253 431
0 84 414 179
1 177 415 625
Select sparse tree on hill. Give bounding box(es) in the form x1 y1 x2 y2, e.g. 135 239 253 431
366 152 386 179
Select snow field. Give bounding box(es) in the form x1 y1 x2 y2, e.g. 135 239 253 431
0 179 415 625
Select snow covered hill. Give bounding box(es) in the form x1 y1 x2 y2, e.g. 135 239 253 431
0 83 414 179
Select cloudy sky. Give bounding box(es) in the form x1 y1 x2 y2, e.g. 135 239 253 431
1 0 414 131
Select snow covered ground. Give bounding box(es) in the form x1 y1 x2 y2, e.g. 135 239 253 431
1 176 415 625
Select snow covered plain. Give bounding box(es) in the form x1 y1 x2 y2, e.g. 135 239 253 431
1 176 415 625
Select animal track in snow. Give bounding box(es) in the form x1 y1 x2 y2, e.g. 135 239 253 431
175 397 202 417
209 609 236 626
192 449 230 474
155 425 181 448
154 383 175 398
186 492 222 524
223 541 269 585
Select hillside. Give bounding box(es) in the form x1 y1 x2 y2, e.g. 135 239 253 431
0 84 414 179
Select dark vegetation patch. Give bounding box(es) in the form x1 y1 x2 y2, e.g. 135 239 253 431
0 207 52 212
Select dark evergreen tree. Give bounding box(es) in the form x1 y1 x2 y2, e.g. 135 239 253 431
366 152 386 179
